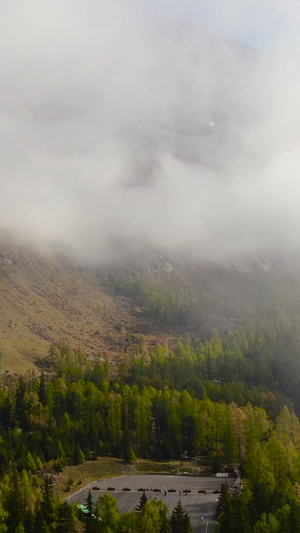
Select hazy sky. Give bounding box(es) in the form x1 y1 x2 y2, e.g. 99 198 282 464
149 0 287 49
1 1 300 263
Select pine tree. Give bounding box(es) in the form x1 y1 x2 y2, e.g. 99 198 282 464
136 491 148 513
55 501 76 533
1 397 15 431
216 484 237 533
5 472 26 532
121 402 131 462
40 476 55 530
289 499 300 533
84 490 96 533
38 372 47 406
170 500 192 533
72 443 85 465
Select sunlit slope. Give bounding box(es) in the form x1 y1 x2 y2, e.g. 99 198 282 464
0 246 131 372
2 242 300 374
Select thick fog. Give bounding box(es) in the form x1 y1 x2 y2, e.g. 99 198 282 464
1 0 300 263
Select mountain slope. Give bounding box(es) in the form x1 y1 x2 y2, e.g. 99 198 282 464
2 237 300 374
0 244 204 372
0 244 133 372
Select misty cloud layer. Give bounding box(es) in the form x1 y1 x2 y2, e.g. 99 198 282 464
1 0 300 263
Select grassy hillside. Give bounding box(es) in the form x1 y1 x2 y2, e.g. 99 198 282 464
2 240 300 374
0 245 136 372
0 244 198 372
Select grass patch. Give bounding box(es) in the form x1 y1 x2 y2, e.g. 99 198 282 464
52 457 209 500
53 458 131 499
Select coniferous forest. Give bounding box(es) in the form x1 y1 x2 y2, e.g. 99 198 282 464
2 316 300 531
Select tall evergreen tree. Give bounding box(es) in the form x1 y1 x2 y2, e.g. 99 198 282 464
121 402 131 462
55 501 76 533
170 500 192 533
40 476 56 531
216 484 237 533
85 490 96 533
136 491 148 513
38 372 47 407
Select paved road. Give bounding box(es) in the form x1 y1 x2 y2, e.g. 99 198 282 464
68 474 232 532
200 521 216 533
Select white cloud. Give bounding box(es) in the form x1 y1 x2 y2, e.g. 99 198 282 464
1 1 300 262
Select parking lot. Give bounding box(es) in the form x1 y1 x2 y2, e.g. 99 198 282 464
68 474 235 532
